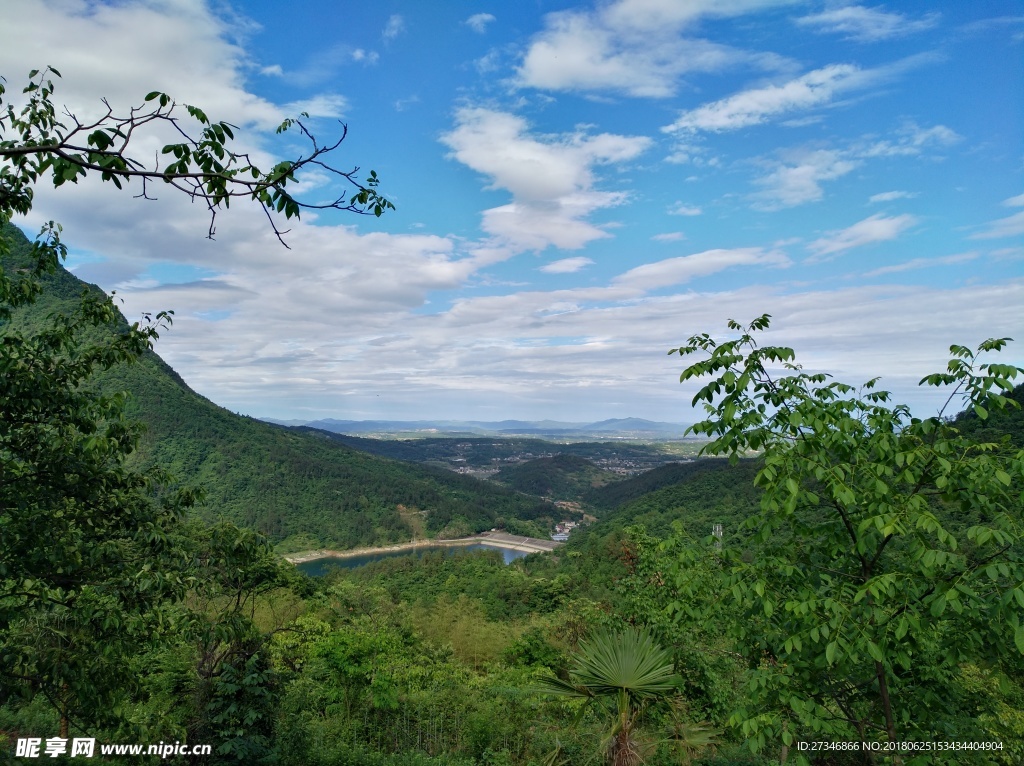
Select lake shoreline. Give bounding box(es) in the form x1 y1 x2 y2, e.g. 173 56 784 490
282 532 561 565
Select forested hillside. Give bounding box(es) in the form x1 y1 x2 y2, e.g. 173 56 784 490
0 224 556 551
954 381 1024 446
583 458 735 510
492 453 620 502
582 458 760 538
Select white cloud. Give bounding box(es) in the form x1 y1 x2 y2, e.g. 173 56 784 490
479 195 628 252
807 214 918 259
753 149 859 209
541 257 594 274
652 232 687 242
864 252 979 278
961 15 1024 32
260 64 283 77
869 190 917 203
971 193 1024 240
612 248 790 292
380 277 1024 421
350 48 380 64
781 115 825 128
859 122 961 157
665 64 874 133
602 0 798 29
664 56 931 134
283 93 348 119
382 14 405 40
465 13 496 33
795 5 940 42
473 50 502 74
440 108 651 252
515 0 795 98
13 179 1015 425
276 46 379 87
0 0 286 131
991 247 1024 261
442 110 649 201
751 124 956 211
668 202 703 216
664 141 721 166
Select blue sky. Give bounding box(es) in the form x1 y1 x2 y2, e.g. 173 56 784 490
1 0 1022 421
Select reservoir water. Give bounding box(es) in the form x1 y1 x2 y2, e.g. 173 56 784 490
296 543 529 578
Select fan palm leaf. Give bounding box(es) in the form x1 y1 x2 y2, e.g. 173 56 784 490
536 626 683 766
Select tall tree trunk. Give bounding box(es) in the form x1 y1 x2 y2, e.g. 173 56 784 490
59 683 69 740
875 660 897 743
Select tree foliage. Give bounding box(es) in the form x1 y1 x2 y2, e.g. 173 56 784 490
1 68 393 244
0 64 392 744
665 314 1024 760
0 220 195 735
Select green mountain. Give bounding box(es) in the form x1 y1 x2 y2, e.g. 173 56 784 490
952 382 1024 447
1 224 556 551
582 460 718 510
577 458 762 543
492 453 620 503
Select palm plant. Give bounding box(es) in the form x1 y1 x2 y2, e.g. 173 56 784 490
537 626 711 766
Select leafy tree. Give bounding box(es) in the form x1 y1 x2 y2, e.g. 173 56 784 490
0 222 193 737
666 315 1024 759
179 522 293 762
0 65 391 738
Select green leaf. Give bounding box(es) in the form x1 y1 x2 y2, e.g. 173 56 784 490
867 641 884 662
895 617 908 640
825 641 838 664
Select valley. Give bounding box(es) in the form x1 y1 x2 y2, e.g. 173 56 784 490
292 427 699 479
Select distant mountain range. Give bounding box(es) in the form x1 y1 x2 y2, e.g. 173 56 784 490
262 416 694 439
